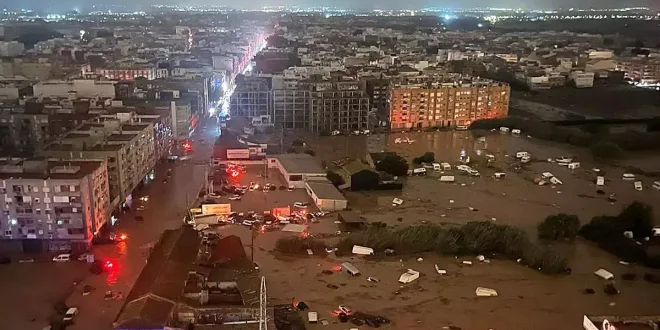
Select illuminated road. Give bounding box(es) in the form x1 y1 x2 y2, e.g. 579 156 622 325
65 121 218 329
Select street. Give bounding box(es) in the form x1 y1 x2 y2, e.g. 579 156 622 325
64 122 218 329
0 122 218 330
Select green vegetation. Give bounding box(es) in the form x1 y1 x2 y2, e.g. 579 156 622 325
580 202 660 268
275 237 328 255
375 153 409 176
537 214 580 241
336 222 568 275
326 171 345 187
413 152 435 164
470 118 660 156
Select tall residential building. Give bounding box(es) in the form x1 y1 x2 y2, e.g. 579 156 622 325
617 57 660 85
272 88 311 130
0 159 110 253
0 109 50 156
229 76 273 119
389 76 510 130
309 81 370 133
40 116 157 208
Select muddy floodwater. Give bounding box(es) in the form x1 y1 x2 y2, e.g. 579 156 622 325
305 131 659 232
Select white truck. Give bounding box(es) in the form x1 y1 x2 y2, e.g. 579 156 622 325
191 214 222 225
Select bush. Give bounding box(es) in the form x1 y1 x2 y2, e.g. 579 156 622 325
275 237 327 255
326 171 345 187
375 153 409 176
304 149 316 156
580 202 658 267
537 214 580 241
590 141 624 160
413 152 435 164
337 222 567 274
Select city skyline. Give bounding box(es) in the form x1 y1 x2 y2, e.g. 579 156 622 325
1 0 657 12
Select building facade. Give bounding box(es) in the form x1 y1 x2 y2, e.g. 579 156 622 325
33 80 116 99
389 77 510 130
617 57 660 86
0 159 110 253
229 76 273 119
272 88 311 129
309 81 370 133
0 111 50 156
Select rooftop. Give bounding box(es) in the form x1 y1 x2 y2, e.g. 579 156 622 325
270 154 325 174
107 133 138 141
305 181 347 201
115 227 200 328
0 159 104 180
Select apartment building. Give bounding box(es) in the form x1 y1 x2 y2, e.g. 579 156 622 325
389 76 510 130
617 57 660 85
229 76 273 119
0 159 110 253
0 110 50 155
97 66 158 80
309 81 370 133
33 80 116 99
40 118 156 208
272 88 311 130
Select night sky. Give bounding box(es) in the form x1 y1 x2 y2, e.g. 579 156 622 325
1 0 655 12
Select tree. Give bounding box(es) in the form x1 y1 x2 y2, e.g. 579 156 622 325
326 171 344 187
537 214 580 241
375 154 409 176
413 152 435 164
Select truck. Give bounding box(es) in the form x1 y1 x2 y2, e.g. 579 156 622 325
191 214 222 226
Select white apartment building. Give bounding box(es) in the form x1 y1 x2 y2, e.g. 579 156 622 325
0 159 110 253
33 80 117 99
570 71 595 88
0 41 25 57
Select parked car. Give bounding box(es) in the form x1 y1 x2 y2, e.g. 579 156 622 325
18 257 35 263
242 220 255 227
63 307 79 323
77 253 93 262
288 185 295 192
228 195 242 201
53 254 71 262
293 202 309 208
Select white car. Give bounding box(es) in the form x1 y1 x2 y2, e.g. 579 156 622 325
228 195 242 201
77 253 93 262
555 156 572 164
249 185 258 191
293 202 308 208
287 186 294 191
63 307 78 322
241 220 255 227
209 193 222 199
52 254 71 262
331 130 341 136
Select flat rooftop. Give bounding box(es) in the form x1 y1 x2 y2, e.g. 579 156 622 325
107 133 137 141
0 159 104 180
305 181 346 201
270 154 325 174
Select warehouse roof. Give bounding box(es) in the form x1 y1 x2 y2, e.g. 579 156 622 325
270 154 325 174
305 181 347 201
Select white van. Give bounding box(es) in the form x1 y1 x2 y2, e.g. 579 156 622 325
622 173 636 181
308 312 318 324
412 168 427 176
500 127 510 132
341 262 360 276
515 151 530 159
511 129 521 135
653 181 660 190
52 254 71 262
596 176 605 186
441 162 451 171
568 162 580 170
432 163 442 171
634 181 643 191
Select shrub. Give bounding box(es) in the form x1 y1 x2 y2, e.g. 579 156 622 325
275 237 327 255
580 202 658 267
338 222 568 274
413 152 435 164
326 171 345 187
537 213 580 241
304 149 316 156
590 141 624 160
375 153 409 176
